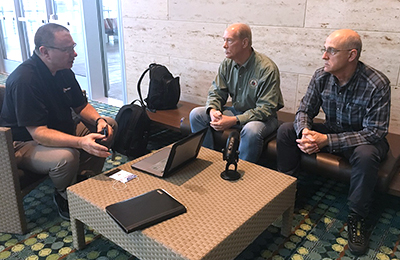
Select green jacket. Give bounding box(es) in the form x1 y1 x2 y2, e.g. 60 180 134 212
206 50 284 125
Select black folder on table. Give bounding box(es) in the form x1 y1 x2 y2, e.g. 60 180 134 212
105 189 187 233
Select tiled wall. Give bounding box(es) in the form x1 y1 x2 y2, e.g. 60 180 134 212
121 0 400 134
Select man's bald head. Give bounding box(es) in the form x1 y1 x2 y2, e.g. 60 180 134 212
327 29 362 59
226 23 252 47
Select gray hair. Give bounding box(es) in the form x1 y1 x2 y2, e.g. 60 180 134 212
236 24 252 46
345 33 362 59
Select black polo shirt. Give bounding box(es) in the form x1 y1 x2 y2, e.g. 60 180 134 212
0 52 87 141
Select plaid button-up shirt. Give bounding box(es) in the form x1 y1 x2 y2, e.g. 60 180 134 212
294 61 391 153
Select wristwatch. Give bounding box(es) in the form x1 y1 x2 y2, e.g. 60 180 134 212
95 117 108 126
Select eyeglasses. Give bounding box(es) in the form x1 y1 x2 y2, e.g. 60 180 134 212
44 43 77 53
321 47 353 55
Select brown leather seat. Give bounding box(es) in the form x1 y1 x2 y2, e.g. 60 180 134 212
265 111 400 193
181 110 400 193
265 132 400 193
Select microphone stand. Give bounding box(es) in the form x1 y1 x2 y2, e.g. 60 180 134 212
221 131 241 181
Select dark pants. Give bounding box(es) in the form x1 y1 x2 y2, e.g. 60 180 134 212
276 122 389 218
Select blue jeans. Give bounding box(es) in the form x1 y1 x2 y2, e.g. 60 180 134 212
189 106 278 163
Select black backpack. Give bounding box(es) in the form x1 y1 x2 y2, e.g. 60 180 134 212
112 98 151 159
138 63 180 112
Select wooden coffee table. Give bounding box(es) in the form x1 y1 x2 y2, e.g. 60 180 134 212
67 147 296 260
146 100 198 131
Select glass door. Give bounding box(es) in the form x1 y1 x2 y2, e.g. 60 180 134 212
102 0 124 104
0 0 24 72
50 0 88 92
52 0 86 77
20 0 47 54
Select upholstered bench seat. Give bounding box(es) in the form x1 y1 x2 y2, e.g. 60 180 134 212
179 105 400 195
262 111 400 193
265 131 400 193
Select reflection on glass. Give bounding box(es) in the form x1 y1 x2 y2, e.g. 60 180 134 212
103 0 122 101
53 0 86 77
0 1 22 62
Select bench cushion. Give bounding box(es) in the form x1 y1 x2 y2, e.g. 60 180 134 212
179 106 400 193
265 131 400 193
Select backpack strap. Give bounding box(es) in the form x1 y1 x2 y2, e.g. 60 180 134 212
131 98 145 109
137 67 151 107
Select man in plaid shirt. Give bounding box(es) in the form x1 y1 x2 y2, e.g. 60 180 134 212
276 29 390 256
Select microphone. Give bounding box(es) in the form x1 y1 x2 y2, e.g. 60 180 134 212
221 131 241 181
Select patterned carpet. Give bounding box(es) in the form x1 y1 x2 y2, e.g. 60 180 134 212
1 97 400 259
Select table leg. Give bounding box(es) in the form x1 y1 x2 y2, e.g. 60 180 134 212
281 204 294 237
71 217 86 249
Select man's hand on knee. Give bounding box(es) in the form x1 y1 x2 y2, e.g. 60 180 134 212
209 109 222 122
210 115 237 131
296 128 328 154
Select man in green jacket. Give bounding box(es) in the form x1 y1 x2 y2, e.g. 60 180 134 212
189 23 284 163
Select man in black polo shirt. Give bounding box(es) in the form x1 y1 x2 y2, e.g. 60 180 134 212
0 23 117 220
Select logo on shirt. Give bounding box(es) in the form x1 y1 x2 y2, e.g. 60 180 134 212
63 87 71 93
249 79 258 88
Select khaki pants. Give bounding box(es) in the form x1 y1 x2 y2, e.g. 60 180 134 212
14 116 117 199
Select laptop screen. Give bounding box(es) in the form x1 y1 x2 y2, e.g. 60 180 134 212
130 127 207 177
167 129 206 172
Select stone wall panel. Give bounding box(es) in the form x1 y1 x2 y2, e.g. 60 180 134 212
121 0 400 134
170 0 306 27
305 0 400 32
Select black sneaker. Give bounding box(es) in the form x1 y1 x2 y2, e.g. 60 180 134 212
347 212 371 256
53 192 70 220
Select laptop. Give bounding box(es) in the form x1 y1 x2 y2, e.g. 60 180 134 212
106 189 186 233
131 127 207 177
